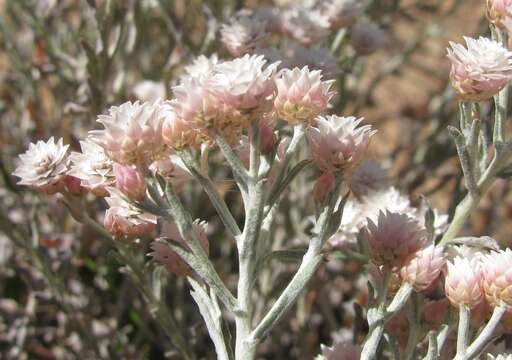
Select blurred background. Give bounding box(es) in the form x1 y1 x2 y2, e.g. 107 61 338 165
0 0 505 358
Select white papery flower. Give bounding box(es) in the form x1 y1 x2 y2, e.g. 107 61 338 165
69 139 115 196
133 80 166 102
487 354 512 360
89 100 170 166
307 115 375 172
183 54 220 82
13 137 69 194
447 36 512 101
220 15 268 57
282 7 330 46
210 54 279 112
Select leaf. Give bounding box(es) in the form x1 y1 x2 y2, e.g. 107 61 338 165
447 236 500 251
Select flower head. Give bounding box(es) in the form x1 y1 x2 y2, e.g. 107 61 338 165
482 249 512 308
210 54 279 114
445 257 484 308
133 80 165 102
220 15 268 57
69 139 115 196
113 163 146 201
150 220 209 276
104 188 157 239
447 36 512 101
183 54 220 82
13 137 69 194
400 245 446 291
364 211 426 269
274 66 335 124
282 7 330 46
350 20 385 55
307 116 375 173
89 101 170 166
319 0 363 28
488 354 512 360
161 104 203 150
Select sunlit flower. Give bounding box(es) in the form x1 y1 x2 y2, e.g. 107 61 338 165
319 0 363 28
364 211 426 269
104 188 157 239
445 257 484 308
69 139 115 196
183 54 220 82
220 15 268 57
400 245 446 291
150 220 209 276
13 137 69 194
274 66 335 124
282 7 330 46
307 115 375 173
89 101 170 166
487 354 512 360
211 54 278 114
350 20 385 55
113 163 146 201
447 36 512 101
133 80 166 102
161 104 203 150
482 249 512 308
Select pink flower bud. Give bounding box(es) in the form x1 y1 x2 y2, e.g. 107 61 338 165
363 211 426 270
65 175 85 195
113 163 146 201
104 207 155 239
482 249 512 308
447 37 512 101
274 66 335 124
400 245 446 292
307 115 375 173
150 221 209 276
258 123 276 155
313 173 335 203
445 257 484 309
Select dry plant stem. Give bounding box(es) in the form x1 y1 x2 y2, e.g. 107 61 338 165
248 175 343 346
361 281 413 360
464 305 506 360
61 195 195 360
455 305 470 359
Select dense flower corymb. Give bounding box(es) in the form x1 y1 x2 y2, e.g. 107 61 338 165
447 36 512 101
13 137 70 194
282 7 330 46
445 257 484 309
482 249 512 308
364 211 426 269
307 116 375 173
274 67 335 124
89 101 170 166
400 244 446 291
69 139 115 196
